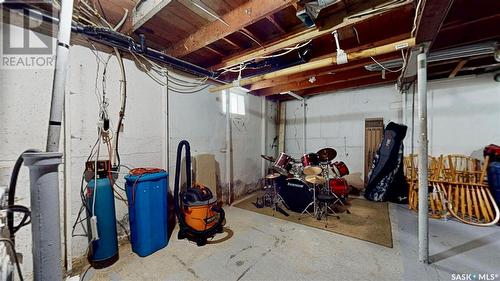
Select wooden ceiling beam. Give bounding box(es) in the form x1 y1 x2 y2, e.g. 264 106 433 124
247 34 408 91
266 15 286 34
165 0 296 58
213 1 413 70
176 0 224 23
205 46 225 57
221 37 242 49
256 67 381 96
414 0 455 46
448 59 467 78
299 72 399 97
209 36 415 92
240 27 264 45
432 13 500 50
130 0 173 32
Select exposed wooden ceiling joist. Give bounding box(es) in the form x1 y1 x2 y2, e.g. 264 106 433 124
448 59 467 78
176 0 219 22
210 37 415 92
257 68 380 96
255 55 401 96
432 13 500 50
247 34 410 91
414 0 455 46
315 0 391 30
165 0 296 58
131 0 173 32
213 1 413 70
266 15 286 34
299 71 399 97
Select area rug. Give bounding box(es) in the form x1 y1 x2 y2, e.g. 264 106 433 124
234 194 393 248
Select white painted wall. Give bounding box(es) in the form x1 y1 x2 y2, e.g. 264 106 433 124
285 85 402 177
285 73 500 179
0 25 274 278
404 74 500 158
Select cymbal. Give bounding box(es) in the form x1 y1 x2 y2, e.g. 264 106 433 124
261 155 276 162
305 175 326 185
317 148 337 162
265 173 281 179
303 166 322 176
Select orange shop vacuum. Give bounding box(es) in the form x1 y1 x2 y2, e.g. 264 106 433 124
174 140 225 246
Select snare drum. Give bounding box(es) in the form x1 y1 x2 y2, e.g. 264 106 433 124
273 152 293 175
329 178 349 197
331 161 349 177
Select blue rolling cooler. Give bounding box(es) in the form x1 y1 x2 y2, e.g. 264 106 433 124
125 171 169 257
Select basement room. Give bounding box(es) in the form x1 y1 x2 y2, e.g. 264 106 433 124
1 0 499 280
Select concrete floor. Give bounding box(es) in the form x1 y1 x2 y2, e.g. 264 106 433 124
80 201 500 281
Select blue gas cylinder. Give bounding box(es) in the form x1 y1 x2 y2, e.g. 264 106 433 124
86 178 119 268
124 171 168 257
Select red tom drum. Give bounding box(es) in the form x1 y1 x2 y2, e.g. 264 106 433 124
273 152 293 175
329 178 349 197
301 153 319 168
331 161 349 177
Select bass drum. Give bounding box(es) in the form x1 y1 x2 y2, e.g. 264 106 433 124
279 178 313 213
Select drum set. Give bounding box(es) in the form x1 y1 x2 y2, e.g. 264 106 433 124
260 148 351 224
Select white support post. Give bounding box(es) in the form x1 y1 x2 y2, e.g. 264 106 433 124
261 97 267 177
225 90 233 204
417 51 429 264
302 99 307 154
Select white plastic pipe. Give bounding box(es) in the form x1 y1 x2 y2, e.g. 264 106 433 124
417 51 429 264
46 0 74 152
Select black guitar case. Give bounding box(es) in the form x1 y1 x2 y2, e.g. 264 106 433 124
364 122 408 203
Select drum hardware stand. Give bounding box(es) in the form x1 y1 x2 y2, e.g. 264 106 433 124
264 177 289 216
299 185 318 219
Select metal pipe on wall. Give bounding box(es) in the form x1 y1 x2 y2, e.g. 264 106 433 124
417 51 429 264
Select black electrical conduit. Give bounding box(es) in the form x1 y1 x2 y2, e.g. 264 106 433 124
7 4 314 84
6 4 222 80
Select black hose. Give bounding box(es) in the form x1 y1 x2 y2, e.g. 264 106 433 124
8 149 39 240
174 140 225 237
174 140 191 225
